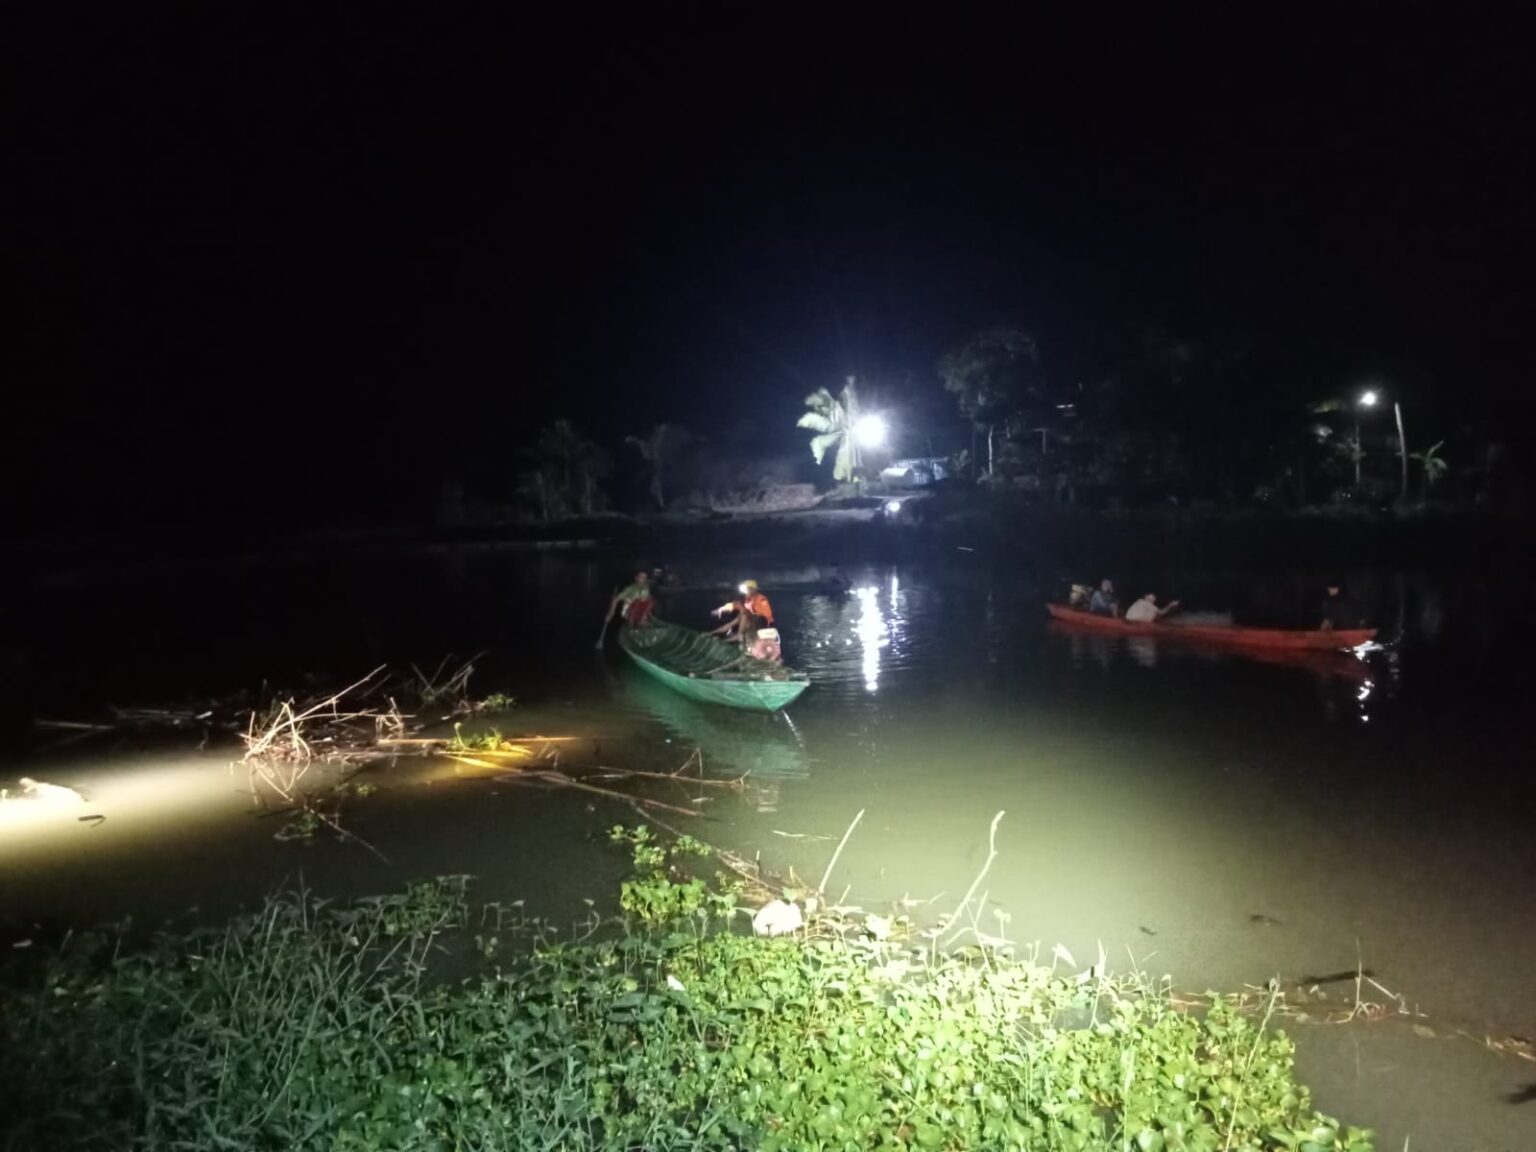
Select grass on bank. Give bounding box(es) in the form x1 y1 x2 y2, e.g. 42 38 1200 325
0 828 1373 1152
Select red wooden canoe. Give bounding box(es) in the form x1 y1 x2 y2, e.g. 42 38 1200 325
1046 604 1376 651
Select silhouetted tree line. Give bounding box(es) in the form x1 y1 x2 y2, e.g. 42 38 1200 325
440 326 1523 525
933 325 1520 512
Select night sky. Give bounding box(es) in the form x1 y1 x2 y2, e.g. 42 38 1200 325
5 8 1531 530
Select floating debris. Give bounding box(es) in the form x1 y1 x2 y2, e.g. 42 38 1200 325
752 900 804 937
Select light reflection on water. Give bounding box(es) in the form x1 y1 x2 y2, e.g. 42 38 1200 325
854 586 888 692
4 555 1534 1084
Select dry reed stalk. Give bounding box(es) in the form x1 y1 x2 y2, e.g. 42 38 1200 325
518 770 701 817
942 810 1005 948
591 764 749 789
241 666 390 762
817 809 866 895
410 653 485 704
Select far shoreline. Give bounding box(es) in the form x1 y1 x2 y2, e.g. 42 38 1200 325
9 497 1532 581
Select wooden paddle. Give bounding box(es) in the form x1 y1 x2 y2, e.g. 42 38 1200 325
595 587 617 649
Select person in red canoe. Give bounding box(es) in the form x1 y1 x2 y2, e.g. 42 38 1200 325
608 570 655 626
1318 582 1359 631
1088 579 1119 617
1124 592 1180 623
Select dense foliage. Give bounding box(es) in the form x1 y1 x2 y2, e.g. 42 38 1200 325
1 831 1373 1150
798 381 867 483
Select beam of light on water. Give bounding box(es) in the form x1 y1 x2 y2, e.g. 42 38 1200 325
0 757 242 853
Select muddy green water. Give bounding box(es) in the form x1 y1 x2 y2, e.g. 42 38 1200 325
3 545 1533 1148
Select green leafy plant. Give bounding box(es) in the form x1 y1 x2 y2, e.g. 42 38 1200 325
0 835 1374 1151
609 824 736 929
273 806 321 841
449 723 518 752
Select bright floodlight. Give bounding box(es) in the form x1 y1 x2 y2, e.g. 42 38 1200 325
1359 390 1379 408
884 500 902 515
854 413 887 448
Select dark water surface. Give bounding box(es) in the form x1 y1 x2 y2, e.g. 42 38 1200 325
4 543 1534 1148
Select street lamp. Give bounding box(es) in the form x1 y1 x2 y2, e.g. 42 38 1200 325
1353 392 1377 493
1356 388 1407 504
854 414 888 449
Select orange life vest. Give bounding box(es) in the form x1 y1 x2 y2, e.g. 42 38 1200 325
742 591 774 625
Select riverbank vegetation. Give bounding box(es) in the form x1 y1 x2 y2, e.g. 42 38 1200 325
1 826 1374 1151
432 317 1525 534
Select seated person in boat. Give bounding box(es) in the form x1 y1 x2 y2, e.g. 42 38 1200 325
1089 579 1119 617
609 570 655 626
1318 583 1359 631
708 607 782 664
1124 592 1180 623
748 625 782 663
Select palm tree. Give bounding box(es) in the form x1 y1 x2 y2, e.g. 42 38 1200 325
625 423 692 509
797 378 862 483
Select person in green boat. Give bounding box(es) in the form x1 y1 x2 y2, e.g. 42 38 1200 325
608 570 655 626
711 579 771 631
707 601 744 637
708 579 782 662
707 608 782 664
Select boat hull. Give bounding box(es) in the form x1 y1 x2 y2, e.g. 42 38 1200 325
1046 604 1376 650
618 621 809 712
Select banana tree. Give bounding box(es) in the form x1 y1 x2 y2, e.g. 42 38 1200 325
1411 440 1448 500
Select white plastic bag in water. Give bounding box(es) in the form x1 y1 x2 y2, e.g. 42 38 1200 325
751 900 804 937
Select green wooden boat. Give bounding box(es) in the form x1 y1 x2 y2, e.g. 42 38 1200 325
618 620 810 712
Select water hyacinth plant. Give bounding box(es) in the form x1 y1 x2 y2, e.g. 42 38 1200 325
0 830 1373 1151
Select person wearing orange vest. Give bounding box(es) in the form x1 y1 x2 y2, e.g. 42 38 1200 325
711 579 773 629
737 579 774 627
710 579 780 662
